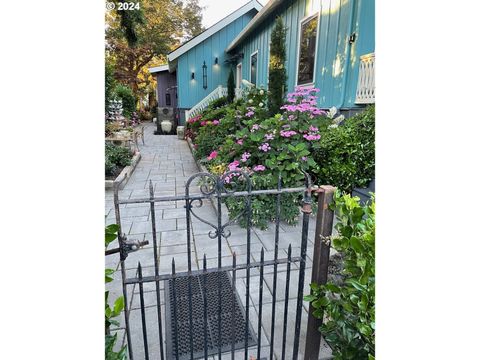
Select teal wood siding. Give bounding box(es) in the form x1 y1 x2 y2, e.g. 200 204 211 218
232 0 375 109
176 11 257 110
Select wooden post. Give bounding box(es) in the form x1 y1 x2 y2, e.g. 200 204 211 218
304 185 336 360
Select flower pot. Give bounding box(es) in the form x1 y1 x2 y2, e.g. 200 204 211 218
161 120 173 134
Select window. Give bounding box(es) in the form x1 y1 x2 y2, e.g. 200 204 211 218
165 93 171 106
297 15 318 85
250 51 258 85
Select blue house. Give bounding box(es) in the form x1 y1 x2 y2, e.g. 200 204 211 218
150 0 374 124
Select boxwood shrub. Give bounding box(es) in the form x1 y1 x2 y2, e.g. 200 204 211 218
312 106 375 193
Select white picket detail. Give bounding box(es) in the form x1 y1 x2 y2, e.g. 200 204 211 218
355 53 375 104
185 86 244 121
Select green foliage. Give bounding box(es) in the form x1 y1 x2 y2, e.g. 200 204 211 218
114 84 136 118
105 224 127 359
208 96 228 110
305 193 375 360
312 106 375 193
227 68 235 103
268 16 288 116
116 0 145 47
105 143 132 176
105 62 117 113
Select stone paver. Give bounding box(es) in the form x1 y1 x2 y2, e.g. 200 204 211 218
105 122 333 359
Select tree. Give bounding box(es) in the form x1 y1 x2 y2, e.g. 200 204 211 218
268 16 288 116
227 68 235 103
106 0 204 107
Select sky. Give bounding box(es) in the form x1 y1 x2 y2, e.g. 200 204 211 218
198 0 268 28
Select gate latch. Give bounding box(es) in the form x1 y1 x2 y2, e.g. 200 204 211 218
105 235 149 260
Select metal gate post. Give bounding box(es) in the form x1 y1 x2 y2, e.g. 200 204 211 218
304 185 336 360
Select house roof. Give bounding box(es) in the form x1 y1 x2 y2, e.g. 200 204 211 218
167 0 263 63
226 0 284 53
148 64 169 73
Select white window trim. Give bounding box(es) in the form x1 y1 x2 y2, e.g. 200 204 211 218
236 62 243 89
250 50 259 85
294 13 320 88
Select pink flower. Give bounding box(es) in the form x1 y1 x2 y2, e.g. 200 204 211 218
236 139 243 145
200 121 206 126
253 165 266 172
212 120 220 125
301 156 308 161
309 125 318 132
258 143 271 152
246 111 254 118
265 133 274 140
228 160 240 171
207 150 218 160
241 152 251 162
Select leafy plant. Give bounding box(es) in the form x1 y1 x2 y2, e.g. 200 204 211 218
105 224 127 359
312 106 375 193
305 192 375 360
268 16 288 116
114 84 136 118
105 143 133 176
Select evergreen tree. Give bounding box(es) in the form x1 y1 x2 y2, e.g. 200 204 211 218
227 68 235 103
268 16 288 116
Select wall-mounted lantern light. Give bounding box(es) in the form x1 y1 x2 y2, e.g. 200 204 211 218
214 57 218 65
191 72 195 80
202 61 208 89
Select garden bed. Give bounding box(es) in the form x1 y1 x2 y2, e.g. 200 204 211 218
105 151 141 190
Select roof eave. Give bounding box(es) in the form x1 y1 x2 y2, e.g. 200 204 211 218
167 0 263 62
226 0 285 53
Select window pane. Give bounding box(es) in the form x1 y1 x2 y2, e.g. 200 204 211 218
251 53 257 85
165 93 171 106
297 16 318 85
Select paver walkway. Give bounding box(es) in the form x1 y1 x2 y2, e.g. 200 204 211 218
105 122 332 359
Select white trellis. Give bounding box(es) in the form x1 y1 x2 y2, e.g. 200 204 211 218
355 53 375 104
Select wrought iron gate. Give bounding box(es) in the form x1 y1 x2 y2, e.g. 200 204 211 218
112 170 315 360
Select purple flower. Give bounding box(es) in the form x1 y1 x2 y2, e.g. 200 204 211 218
245 111 255 118
309 125 318 132
303 134 321 141
253 165 266 172
258 143 271 152
250 124 260 132
265 133 274 140
301 156 308 161
241 152 251 162
236 139 243 145
212 119 220 125
280 130 297 138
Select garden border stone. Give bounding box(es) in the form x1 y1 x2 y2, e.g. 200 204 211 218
105 151 142 190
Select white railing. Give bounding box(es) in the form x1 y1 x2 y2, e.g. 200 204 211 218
355 53 375 104
185 86 244 121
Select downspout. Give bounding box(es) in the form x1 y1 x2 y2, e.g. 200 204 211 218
337 0 357 110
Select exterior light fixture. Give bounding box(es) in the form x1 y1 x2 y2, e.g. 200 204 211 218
191 72 195 80
202 61 208 89
214 57 218 65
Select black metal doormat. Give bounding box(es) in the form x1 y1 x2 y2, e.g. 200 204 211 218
165 271 257 359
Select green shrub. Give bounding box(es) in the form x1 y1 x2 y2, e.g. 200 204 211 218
208 96 228 110
312 106 375 193
105 224 127 359
105 63 117 113
227 68 235 103
114 84 136 118
306 192 375 360
105 143 132 176
268 16 288 116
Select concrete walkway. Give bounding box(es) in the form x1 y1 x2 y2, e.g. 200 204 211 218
105 122 332 359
